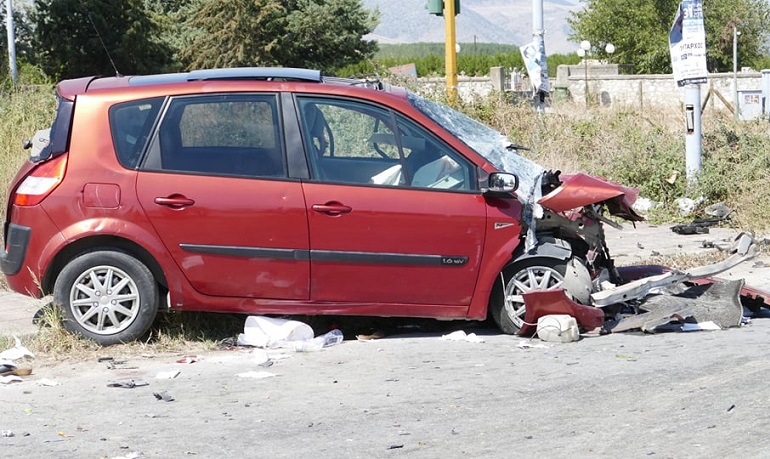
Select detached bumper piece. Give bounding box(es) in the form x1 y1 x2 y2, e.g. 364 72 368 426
591 232 757 307
519 232 770 336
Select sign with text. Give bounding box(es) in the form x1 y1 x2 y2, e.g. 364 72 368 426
669 0 708 86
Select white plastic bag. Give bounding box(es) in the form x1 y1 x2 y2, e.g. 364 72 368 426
236 316 314 348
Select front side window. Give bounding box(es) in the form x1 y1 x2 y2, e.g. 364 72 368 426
407 91 543 196
151 94 285 177
297 96 472 190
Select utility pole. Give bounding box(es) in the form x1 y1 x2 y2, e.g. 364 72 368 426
532 0 548 112
733 25 739 119
6 0 17 84
427 1 460 104
444 0 458 104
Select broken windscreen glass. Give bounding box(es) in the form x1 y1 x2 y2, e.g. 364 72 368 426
406 92 544 199
407 91 547 251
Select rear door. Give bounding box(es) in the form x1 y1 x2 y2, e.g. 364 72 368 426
136 93 310 300
296 96 487 307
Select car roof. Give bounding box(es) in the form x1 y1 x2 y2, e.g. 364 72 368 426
56 67 390 100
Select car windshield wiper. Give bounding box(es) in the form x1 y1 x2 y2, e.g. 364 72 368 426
505 142 530 151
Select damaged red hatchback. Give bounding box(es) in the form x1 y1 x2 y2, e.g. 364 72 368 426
2 68 659 345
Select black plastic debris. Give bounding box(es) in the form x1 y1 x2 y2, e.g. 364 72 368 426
671 212 732 235
107 379 148 388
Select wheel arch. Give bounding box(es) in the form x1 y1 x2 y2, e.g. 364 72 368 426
507 236 573 266
492 237 574 297
481 236 575 316
42 235 168 298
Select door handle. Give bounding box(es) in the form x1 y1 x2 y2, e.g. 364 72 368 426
155 195 195 209
311 203 352 216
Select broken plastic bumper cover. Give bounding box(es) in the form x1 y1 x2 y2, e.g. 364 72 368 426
518 232 769 336
591 232 758 307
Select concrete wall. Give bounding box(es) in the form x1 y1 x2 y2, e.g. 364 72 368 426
556 63 761 112
413 65 766 115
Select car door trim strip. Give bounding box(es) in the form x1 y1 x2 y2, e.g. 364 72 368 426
180 244 310 261
179 244 468 266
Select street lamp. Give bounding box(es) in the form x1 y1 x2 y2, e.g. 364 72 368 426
605 43 615 62
578 41 591 106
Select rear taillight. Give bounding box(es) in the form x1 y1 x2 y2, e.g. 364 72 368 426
13 154 68 206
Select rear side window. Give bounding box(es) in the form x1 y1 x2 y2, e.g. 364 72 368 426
148 94 285 178
109 97 164 169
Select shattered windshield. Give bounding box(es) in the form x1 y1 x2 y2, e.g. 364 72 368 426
407 91 545 199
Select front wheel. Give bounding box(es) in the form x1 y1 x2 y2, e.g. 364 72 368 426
53 250 159 345
489 257 568 335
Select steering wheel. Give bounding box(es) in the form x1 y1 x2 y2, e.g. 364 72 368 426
371 119 396 159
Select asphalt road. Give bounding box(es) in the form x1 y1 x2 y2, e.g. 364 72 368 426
1 222 769 458
4 318 770 458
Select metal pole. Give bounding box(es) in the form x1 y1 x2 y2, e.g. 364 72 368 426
444 0 458 105
584 59 588 106
6 0 17 84
684 84 702 183
761 69 770 117
733 26 739 119
532 0 548 113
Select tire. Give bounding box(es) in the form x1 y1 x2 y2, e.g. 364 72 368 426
53 250 159 345
489 257 568 335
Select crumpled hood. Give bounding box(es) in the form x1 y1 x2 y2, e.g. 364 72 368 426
537 173 645 222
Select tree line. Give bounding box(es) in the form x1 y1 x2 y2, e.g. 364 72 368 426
1 0 379 82
1 0 769 85
570 0 770 74
339 45 582 78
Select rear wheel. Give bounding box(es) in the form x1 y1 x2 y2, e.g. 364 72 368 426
490 257 568 334
53 250 159 345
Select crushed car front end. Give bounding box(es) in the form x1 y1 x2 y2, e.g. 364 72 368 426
407 90 769 335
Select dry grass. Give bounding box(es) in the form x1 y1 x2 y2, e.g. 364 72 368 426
457 96 770 231
633 250 731 271
0 306 244 363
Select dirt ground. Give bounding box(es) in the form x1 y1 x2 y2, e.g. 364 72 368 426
2 223 770 458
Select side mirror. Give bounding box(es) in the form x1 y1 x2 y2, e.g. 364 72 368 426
485 172 518 195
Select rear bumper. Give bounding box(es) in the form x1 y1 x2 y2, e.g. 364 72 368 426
1 223 31 276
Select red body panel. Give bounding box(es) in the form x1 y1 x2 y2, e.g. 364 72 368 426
539 173 643 221
136 172 310 300
520 289 605 336
303 182 486 306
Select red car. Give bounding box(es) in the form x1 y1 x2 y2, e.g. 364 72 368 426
1 68 643 345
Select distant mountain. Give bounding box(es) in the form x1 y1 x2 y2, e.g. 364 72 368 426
362 0 583 54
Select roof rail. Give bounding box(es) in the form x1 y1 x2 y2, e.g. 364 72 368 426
186 67 322 82
323 75 383 90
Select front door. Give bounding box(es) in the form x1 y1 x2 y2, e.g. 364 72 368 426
296 96 487 307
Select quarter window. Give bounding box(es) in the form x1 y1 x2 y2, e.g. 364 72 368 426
110 97 164 169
